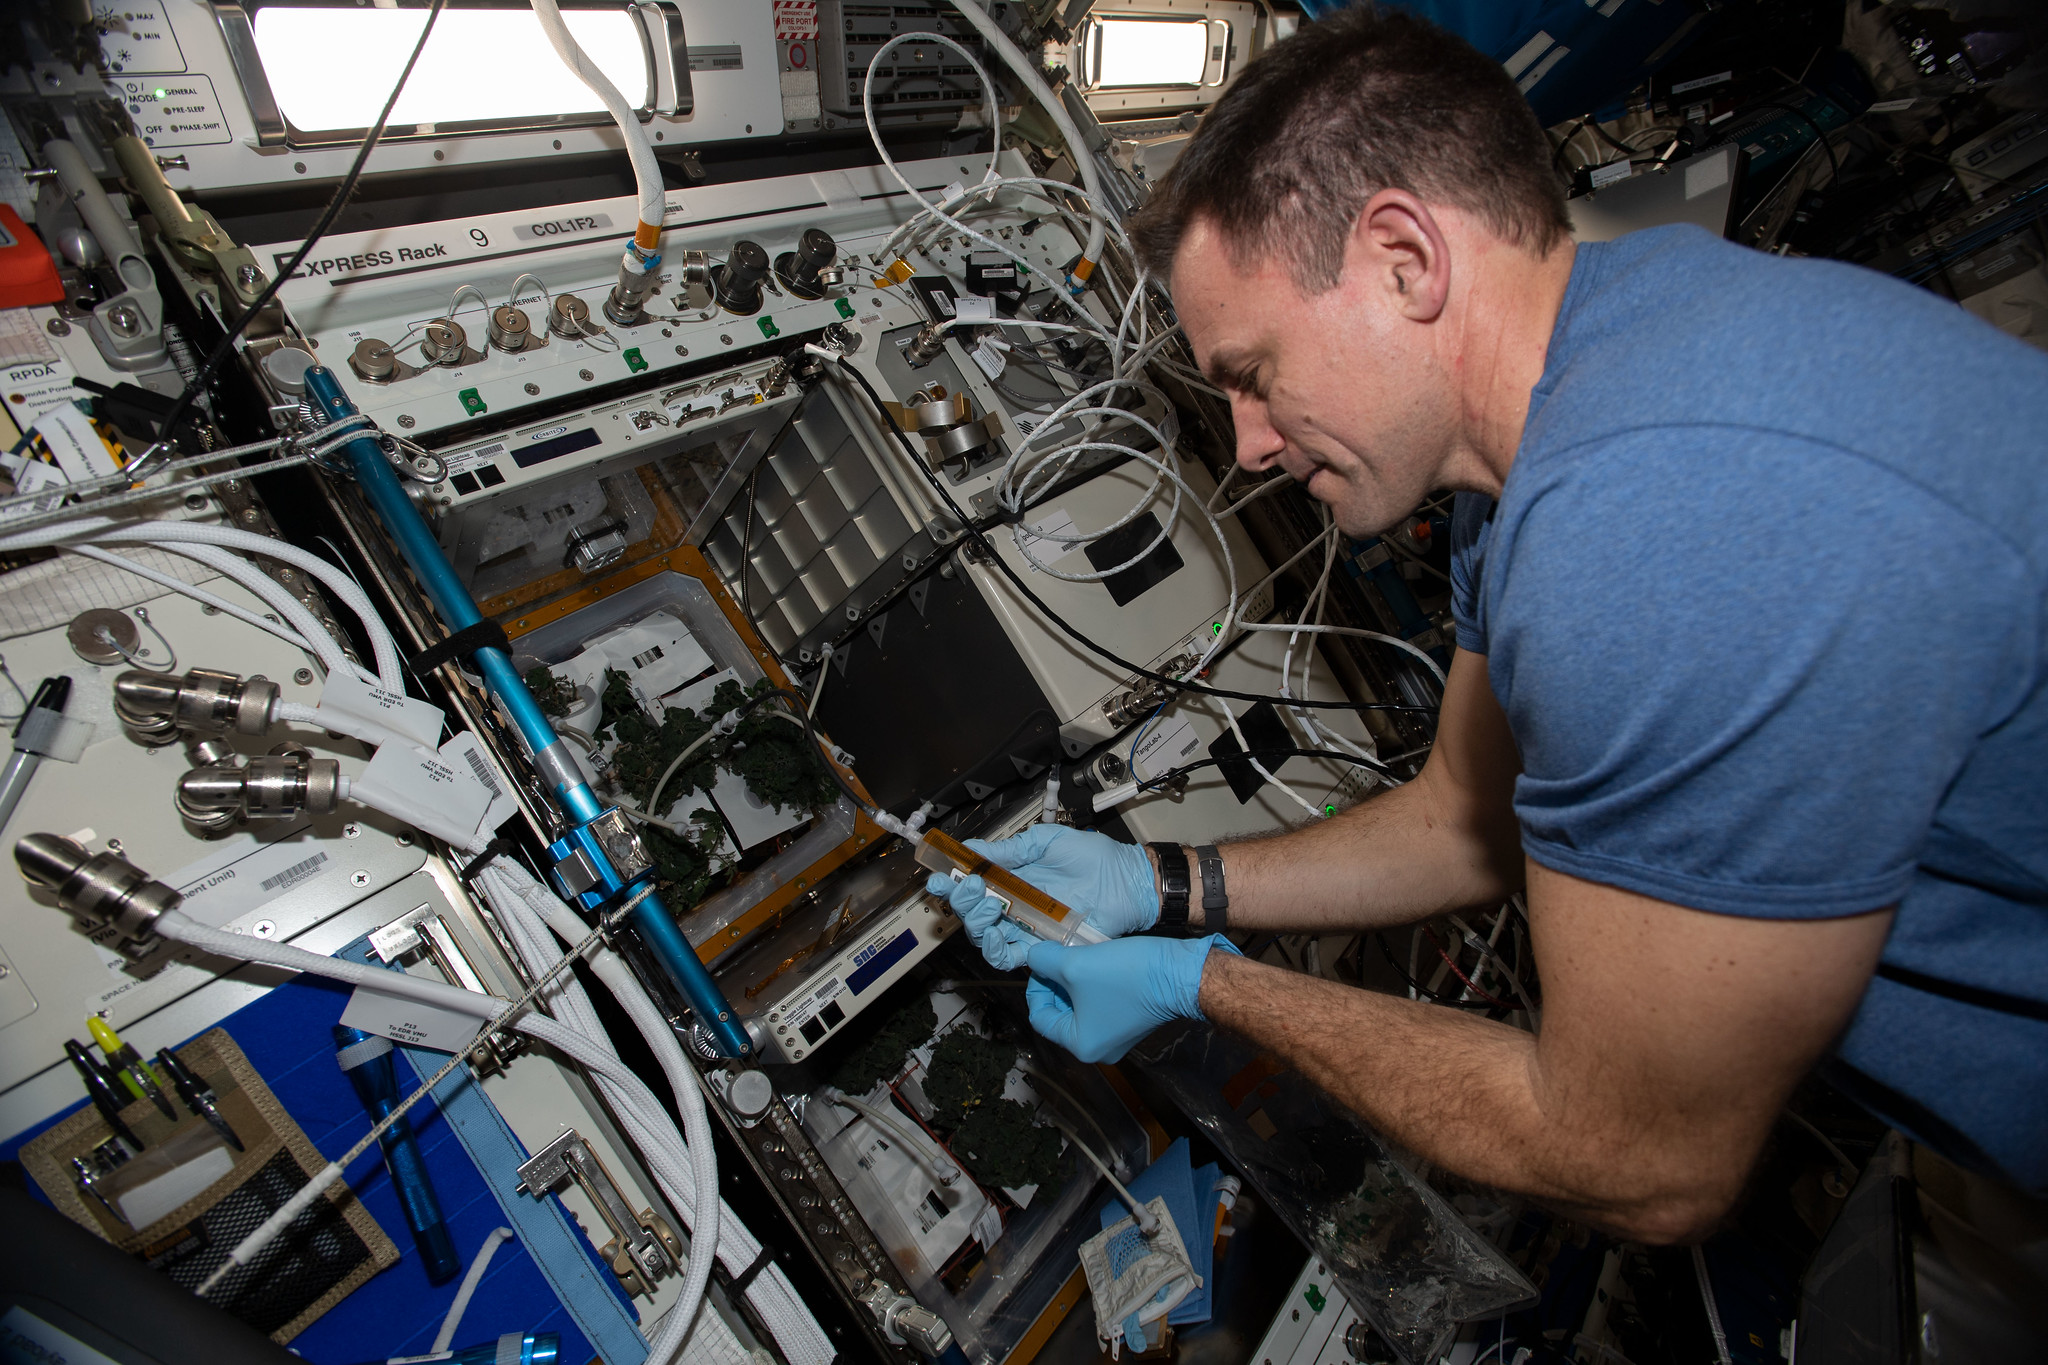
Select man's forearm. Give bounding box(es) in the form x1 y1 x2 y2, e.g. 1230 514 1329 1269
1150 770 1521 934
1196 952 1727 1241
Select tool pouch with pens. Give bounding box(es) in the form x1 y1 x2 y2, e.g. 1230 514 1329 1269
19 1027 398 1342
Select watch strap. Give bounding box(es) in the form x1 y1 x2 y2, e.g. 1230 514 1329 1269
1149 841 1190 932
1195 844 1228 932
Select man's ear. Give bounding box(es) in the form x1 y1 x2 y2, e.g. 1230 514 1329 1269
1346 189 1451 323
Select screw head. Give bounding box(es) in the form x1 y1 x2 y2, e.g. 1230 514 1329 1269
45 317 70 337
350 870 371 887
342 822 360 838
106 838 122 851
236 263 264 287
293 667 314 685
524 382 540 395
252 920 277 938
184 492 208 511
105 304 142 337
579 368 595 381
397 414 416 429
719 334 733 346
674 345 688 356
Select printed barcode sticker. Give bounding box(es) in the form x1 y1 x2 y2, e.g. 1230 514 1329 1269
915 1188 948 1234
442 731 512 838
260 852 328 894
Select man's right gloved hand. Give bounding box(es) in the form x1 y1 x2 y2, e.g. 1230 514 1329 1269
925 825 1159 971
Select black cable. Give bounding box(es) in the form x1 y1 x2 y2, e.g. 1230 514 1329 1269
1751 100 1841 185
744 685 875 817
738 462 762 622
150 0 450 456
829 357 1434 715
1134 744 1393 794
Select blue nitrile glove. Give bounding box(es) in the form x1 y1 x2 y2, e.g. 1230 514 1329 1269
925 826 1159 971
1024 935 1239 1063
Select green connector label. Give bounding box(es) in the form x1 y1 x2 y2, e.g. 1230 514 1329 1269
835 297 855 319
623 347 647 373
1303 1285 1326 1313
757 316 781 339
458 388 486 416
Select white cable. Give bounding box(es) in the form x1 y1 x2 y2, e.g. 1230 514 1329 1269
1045 1112 1156 1235
10 520 406 689
64 546 322 656
1692 1246 1735 1365
479 863 833 1365
433 1226 514 1352
818 1087 961 1187
1241 621 1448 687
807 644 832 718
943 0 1110 274
527 0 663 233
156 910 507 1018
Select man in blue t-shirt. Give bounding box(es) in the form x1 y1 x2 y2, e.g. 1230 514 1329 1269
932 9 2048 1240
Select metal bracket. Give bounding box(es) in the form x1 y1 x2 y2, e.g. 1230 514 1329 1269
517 1128 681 1298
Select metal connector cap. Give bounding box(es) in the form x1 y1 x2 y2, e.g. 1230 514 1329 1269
14 833 176 959
177 747 341 827
114 667 279 742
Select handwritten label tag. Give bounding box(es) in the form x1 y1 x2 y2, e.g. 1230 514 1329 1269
951 295 994 323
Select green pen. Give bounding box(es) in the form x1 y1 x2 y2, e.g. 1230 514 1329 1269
88 1016 176 1120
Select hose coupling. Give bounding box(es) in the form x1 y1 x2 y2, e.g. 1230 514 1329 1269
14 833 177 961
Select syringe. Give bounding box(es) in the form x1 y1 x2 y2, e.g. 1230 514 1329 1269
914 828 1108 948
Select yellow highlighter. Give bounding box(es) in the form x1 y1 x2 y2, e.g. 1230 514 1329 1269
915 828 1108 948
87 1016 177 1120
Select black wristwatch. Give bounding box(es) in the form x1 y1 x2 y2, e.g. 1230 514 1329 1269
1195 844 1228 932
1149 841 1190 932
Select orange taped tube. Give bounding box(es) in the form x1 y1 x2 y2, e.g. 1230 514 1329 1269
634 220 663 250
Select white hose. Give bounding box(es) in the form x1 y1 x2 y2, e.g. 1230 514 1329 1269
434 1227 514 1352
943 0 1109 274
0 518 407 690
146 541 365 683
528 0 664 234
156 910 507 1019
274 698 414 753
476 862 834 1365
818 1087 961 1188
64 545 325 657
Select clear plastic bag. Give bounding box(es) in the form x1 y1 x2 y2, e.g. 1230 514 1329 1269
1130 1022 1537 1365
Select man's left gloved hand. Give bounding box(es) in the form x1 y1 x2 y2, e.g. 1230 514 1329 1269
1024 935 1239 1063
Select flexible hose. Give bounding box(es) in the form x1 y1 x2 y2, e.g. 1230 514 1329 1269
0 518 407 689
156 910 506 1019
274 698 414 754
64 545 334 661
528 0 664 237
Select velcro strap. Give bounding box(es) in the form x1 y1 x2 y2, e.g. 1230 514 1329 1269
458 833 515 884
411 618 512 675
729 1244 777 1296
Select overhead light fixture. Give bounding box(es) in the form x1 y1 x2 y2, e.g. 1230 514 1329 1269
1083 17 1215 89
249 5 650 137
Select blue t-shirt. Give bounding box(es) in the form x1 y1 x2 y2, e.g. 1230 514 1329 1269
1450 225 2048 1190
